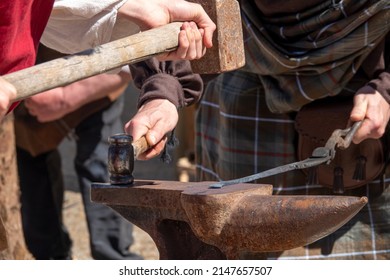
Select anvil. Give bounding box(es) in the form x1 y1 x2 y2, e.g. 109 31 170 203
91 180 367 259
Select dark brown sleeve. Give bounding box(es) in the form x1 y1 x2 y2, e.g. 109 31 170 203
367 35 390 103
368 72 390 103
129 58 203 109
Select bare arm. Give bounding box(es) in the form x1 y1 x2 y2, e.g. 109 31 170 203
24 71 131 122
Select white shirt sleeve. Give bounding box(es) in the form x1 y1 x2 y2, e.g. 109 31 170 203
41 0 137 54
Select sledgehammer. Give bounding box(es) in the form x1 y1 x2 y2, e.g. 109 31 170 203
3 0 244 102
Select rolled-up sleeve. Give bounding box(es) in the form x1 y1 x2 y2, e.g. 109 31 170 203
41 0 128 54
130 58 203 109
368 72 390 103
366 35 390 102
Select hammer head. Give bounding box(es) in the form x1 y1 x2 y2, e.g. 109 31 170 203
191 0 245 74
108 133 134 185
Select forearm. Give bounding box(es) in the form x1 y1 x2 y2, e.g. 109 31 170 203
63 71 131 111
117 0 168 29
24 70 131 122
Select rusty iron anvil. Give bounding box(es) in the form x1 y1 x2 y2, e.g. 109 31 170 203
91 180 367 259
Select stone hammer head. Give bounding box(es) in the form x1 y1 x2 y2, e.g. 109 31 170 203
190 0 245 74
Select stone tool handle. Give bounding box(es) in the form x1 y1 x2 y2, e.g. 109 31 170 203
3 22 183 102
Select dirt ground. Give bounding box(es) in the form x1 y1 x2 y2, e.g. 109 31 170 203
63 189 160 260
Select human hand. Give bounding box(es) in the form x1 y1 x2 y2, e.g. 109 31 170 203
119 0 216 51
0 77 17 119
350 85 390 144
24 87 70 122
124 99 179 160
158 21 206 61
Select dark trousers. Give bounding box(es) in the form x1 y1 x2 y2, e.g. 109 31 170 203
17 97 140 260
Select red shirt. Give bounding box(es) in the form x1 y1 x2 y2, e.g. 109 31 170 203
0 0 54 111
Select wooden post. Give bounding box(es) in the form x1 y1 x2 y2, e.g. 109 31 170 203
0 114 30 259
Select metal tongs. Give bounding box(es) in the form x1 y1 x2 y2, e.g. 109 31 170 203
210 121 363 188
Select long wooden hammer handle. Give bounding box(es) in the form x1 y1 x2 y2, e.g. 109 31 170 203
3 22 183 101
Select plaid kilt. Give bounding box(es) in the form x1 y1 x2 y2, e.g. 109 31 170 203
240 0 390 113
195 0 390 260
195 69 390 259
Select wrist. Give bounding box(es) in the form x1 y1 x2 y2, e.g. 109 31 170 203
117 0 169 30
117 1 149 27
62 85 85 112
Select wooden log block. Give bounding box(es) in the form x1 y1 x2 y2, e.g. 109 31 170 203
0 114 30 259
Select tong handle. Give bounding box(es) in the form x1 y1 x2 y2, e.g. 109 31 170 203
322 120 363 161
337 121 363 149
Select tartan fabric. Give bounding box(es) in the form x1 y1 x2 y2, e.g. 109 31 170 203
240 0 390 113
196 70 303 188
195 70 390 259
195 0 390 259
